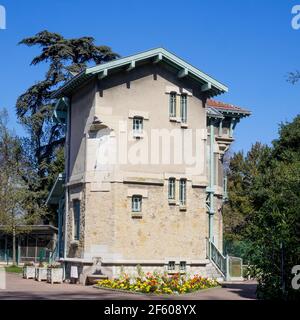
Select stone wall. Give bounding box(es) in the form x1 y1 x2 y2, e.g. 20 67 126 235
72 180 208 263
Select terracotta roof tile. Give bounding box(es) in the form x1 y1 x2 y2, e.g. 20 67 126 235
207 99 250 114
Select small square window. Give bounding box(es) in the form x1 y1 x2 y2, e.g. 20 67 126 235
133 117 143 135
180 261 186 271
168 261 175 271
132 195 142 212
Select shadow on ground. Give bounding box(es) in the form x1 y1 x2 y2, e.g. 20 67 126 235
222 282 257 300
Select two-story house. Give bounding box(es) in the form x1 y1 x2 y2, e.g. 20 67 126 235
48 48 250 283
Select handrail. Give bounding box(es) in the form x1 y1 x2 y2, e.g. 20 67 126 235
206 238 227 277
49 245 58 263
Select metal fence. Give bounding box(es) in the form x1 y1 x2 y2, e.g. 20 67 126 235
227 256 243 280
0 247 51 264
206 238 244 281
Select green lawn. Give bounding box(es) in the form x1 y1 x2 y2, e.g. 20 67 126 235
4 265 23 274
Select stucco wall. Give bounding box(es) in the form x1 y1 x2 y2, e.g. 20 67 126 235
93 64 207 179
68 80 96 182
65 62 225 266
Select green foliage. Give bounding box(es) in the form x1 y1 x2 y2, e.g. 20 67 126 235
16 31 119 222
223 142 270 242
0 109 45 264
5 265 23 274
224 115 300 300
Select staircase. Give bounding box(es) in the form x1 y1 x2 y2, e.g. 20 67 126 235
206 238 244 282
205 262 224 282
206 238 227 280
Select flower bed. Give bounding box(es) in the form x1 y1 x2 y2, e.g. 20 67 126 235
96 272 219 295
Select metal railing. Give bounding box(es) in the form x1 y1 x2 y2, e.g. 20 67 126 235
228 256 243 280
206 238 227 277
206 239 244 281
49 245 58 263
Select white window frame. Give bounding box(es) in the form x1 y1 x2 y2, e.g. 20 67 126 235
132 195 142 212
133 116 143 136
168 261 176 271
180 261 187 271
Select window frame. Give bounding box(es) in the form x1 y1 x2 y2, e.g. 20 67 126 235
168 261 176 271
169 92 177 118
133 116 143 135
180 94 187 123
132 195 142 212
180 261 187 271
179 178 187 206
168 177 176 200
73 199 81 241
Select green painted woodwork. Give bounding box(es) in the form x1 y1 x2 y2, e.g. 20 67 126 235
52 48 228 99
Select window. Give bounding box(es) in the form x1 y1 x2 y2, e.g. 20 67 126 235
180 94 187 123
180 261 187 271
169 92 177 117
168 178 176 200
132 195 142 212
168 261 175 271
73 200 81 241
133 117 143 135
179 179 186 206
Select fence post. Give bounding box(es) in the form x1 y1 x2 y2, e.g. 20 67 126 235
226 254 230 282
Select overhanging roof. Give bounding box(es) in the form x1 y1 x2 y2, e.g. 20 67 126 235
206 106 224 119
0 225 58 233
207 99 251 117
52 48 228 99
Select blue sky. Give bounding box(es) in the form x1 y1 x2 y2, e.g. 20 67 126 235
0 0 299 152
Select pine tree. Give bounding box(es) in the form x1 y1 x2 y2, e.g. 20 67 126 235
16 31 119 220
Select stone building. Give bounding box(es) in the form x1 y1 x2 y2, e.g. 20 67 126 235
48 48 250 283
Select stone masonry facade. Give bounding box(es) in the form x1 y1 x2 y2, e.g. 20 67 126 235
54 49 249 282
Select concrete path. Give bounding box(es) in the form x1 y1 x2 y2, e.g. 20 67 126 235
0 272 257 300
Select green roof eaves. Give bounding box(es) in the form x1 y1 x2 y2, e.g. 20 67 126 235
52 47 228 99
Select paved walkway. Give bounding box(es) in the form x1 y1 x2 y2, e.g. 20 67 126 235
0 272 257 300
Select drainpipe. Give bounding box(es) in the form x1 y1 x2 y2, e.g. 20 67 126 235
209 119 215 244
57 199 62 259
63 98 71 260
